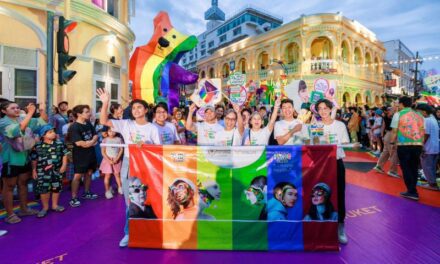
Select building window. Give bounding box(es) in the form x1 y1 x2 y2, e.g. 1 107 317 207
201 50 206 56
92 0 119 19
220 35 227 43
189 55 193 61
15 69 37 107
201 42 206 49
94 61 120 112
208 41 215 48
233 27 242 36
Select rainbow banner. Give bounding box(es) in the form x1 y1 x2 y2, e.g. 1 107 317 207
128 145 339 251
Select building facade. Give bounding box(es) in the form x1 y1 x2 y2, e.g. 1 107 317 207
182 4 283 72
383 40 415 96
197 13 386 107
0 0 135 110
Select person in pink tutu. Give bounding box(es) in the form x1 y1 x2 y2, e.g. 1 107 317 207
99 126 123 199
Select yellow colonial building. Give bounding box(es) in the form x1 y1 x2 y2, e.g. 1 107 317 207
0 0 134 110
197 13 385 107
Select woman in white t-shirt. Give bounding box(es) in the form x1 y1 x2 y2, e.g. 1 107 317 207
215 104 244 146
243 97 280 146
97 88 160 248
153 102 181 145
315 98 350 245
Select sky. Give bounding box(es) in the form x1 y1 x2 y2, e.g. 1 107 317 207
129 0 440 72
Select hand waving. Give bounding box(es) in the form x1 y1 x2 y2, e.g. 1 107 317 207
97 88 110 104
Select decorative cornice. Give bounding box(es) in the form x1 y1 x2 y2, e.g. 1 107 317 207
0 0 135 46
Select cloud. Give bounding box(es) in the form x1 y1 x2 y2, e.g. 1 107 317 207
129 0 440 70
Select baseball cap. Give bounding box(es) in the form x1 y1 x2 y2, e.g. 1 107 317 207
39 124 54 137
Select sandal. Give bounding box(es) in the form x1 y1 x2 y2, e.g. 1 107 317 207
37 209 48 218
51 206 65 212
18 207 38 217
5 214 22 224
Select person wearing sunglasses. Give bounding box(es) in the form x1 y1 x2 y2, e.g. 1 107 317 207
167 178 197 220
304 182 337 222
128 177 156 219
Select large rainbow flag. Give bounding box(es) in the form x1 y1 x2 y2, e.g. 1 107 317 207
128 145 339 251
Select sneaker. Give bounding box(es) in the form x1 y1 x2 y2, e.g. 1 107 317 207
105 190 114 199
373 165 385 174
69 198 81 207
37 209 48 218
81 192 98 200
338 223 348 244
420 183 440 191
400 192 419 201
387 171 400 178
118 187 123 195
0 230 7 236
119 235 129 247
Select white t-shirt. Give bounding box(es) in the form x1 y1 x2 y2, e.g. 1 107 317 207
215 128 242 146
424 115 439 154
111 119 161 157
196 122 224 146
274 119 310 145
317 120 350 159
242 127 272 146
153 121 180 145
102 137 123 158
373 116 383 135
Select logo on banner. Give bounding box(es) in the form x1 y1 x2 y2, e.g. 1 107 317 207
170 152 186 162
314 78 330 93
273 152 292 163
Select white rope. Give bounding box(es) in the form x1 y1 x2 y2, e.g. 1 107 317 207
100 143 362 148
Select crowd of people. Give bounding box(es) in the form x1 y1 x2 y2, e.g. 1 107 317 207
0 90 438 247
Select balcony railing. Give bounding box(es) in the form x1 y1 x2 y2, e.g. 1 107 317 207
259 70 268 79
310 60 337 74
285 63 299 75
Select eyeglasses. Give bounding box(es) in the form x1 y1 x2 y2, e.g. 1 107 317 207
311 190 325 198
170 183 188 192
129 185 147 193
225 117 237 121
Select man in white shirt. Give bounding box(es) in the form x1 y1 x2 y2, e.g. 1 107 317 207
97 88 160 248
186 104 224 146
274 98 309 145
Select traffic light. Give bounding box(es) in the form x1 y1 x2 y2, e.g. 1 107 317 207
57 16 77 85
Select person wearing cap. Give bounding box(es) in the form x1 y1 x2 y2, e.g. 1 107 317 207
267 182 298 220
304 182 338 221
390 96 425 201
167 178 198 220
415 103 439 191
30 125 69 218
185 103 224 146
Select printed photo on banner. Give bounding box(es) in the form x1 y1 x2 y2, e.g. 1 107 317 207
190 78 222 107
128 177 157 219
167 178 198 220
304 182 338 221
284 80 309 113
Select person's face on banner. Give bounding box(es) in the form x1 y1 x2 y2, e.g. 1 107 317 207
282 187 298 208
173 182 193 204
129 184 147 205
311 189 326 205
205 181 221 200
299 87 309 103
281 102 294 120
224 112 237 130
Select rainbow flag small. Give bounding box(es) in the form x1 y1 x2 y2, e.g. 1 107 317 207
199 87 215 104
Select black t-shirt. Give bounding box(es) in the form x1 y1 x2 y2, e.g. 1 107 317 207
69 121 97 163
384 116 392 131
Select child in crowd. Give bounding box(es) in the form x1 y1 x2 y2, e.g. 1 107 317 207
100 126 123 199
31 125 69 218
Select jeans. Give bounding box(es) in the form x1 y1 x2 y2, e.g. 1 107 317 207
337 159 346 223
121 156 130 236
421 153 439 185
397 146 423 194
377 131 399 172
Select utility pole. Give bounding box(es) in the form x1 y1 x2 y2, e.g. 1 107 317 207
413 51 420 99
46 11 54 115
